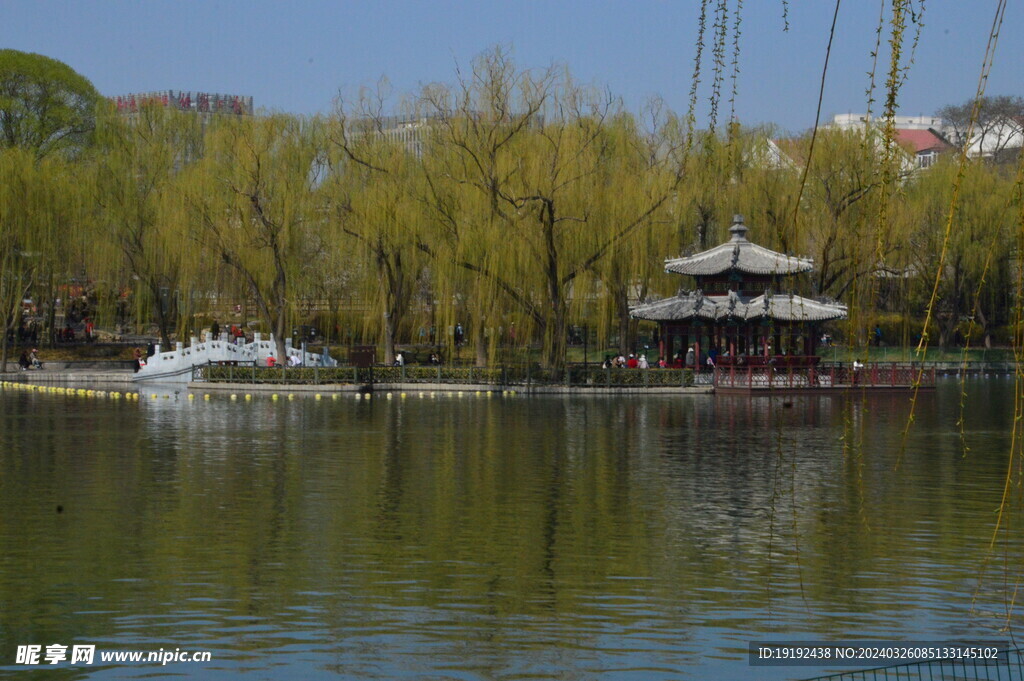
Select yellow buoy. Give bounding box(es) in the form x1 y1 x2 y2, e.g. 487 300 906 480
400 393 406 399
245 394 252 400
331 394 339 400
203 394 210 401
386 393 393 400
272 394 279 400
287 393 294 400
315 394 321 400
230 394 237 400
187 393 194 400
364 393 371 400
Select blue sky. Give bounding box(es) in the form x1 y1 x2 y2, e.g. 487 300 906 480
1 1 1020 132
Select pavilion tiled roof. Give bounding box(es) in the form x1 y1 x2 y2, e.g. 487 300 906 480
630 290 847 323
664 216 813 276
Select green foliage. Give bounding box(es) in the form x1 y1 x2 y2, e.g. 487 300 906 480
1 48 1021 364
0 147 79 367
91 103 205 345
188 115 325 360
0 49 99 157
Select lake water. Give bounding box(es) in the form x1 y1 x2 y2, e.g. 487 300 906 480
0 379 1020 679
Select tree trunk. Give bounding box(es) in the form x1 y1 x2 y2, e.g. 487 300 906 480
383 312 397 366
0 325 9 373
274 305 288 365
616 286 631 356
155 294 173 349
45 296 57 349
938 316 957 352
976 307 993 349
474 313 487 367
544 301 566 370
542 201 566 370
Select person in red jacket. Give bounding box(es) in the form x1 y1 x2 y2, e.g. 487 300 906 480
626 354 638 369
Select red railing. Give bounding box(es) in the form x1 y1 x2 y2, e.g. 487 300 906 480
713 363 937 390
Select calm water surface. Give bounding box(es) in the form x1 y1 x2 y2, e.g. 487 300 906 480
0 379 1020 680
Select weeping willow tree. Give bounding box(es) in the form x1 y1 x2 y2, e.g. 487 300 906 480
325 103 430 365
419 49 683 368
586 111 680 355
673 130 743 256
722 129 802 255
785 128 898 301
0 148 74 369
188 114 324 361
90 103 204 347
904 158 1015 349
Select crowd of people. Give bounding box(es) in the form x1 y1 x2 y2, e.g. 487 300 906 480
601 346 715 371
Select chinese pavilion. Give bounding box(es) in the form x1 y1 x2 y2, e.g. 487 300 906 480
630 215 846 367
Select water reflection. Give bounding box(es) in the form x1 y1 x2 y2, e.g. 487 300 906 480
0 381 1019 679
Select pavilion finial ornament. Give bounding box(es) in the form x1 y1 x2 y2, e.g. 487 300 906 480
729 214 748 242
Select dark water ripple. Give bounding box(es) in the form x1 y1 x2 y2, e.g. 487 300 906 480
0 379 1020 679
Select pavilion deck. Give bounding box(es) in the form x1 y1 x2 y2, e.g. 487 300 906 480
714 362 936 392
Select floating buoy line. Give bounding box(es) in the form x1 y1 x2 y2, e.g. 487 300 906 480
0 382 515 402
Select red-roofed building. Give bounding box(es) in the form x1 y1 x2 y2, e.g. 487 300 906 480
894 128 952 169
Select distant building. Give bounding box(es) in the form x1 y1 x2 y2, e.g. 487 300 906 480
962 116 1024 159
893 128 953 169
828 111 1024 162
826 113 955 169
830 113 945 132
109 91 254 117
345 114 441 157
